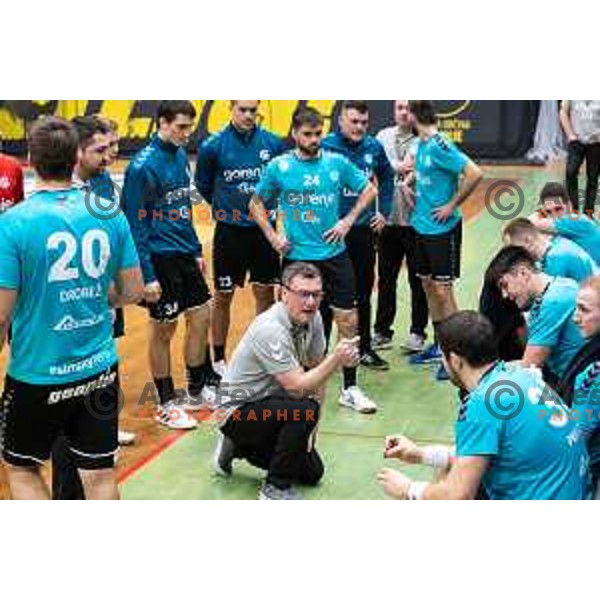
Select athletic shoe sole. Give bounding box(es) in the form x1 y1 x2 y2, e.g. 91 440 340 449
337 396 377 415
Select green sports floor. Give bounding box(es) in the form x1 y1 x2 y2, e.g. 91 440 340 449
121 166 554 500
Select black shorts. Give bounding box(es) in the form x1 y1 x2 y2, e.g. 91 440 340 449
213 222 280 293
414 221 462 282
283 251 356 310
145 253 211 322
1 364 120 471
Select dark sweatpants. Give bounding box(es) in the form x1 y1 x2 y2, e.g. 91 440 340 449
221 395 323 490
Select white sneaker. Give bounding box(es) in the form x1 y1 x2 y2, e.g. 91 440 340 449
155 402 198 430
401 333 426 353
118 429 136 446
338 386 377 414
213 360 227 377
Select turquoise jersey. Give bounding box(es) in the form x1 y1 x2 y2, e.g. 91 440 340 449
573 361 600 467
541 235 598 282
255 150 369 261
528 277 585 379
555 214 600 265
456 362 590 499
0 187 139 384
411 132 468 236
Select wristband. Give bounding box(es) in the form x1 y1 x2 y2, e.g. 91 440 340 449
421 445 453 470
407 481 428 500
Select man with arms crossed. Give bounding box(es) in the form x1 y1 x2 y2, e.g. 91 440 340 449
250 107 379 413
0 117 143 500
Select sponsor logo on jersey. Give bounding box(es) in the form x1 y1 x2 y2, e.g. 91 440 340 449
53 313 105 332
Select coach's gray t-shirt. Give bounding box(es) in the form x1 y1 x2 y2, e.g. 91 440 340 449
562 100 600 144
218 302 326 406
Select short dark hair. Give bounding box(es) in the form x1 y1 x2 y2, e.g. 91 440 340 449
156 100 197 125
282 262 322 287
292 106 324 130
486 245 537 287
408 100 437 125
29 117 79 181
341 100 369 114
71 116 111 149
437 311 499 368
503 217 537 241
93 114 119 133
540 181 569 205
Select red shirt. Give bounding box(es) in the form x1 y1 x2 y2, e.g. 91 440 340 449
0 153 24 213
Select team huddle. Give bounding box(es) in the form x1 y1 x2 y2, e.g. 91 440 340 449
0 100 599 500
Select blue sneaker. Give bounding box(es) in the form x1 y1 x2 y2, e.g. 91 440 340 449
435 363 450 381
409 344 442 365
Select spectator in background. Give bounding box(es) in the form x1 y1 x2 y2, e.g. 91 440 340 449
373 100 429 354
560 101 600 213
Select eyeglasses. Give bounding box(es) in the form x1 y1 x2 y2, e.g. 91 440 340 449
284 286 325 301
238 107 258 114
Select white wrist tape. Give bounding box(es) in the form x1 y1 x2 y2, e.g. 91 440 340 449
421 445 453 470
407 481 428 500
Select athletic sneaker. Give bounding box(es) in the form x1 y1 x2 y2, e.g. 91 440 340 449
400 333 426 353
338 386 377 414
258 482 302 500
212 432 235 477
213 360 227 377
359 349 390 371
372 333 393 351
409 343 442 365
435 363 450 382
118 429 136 446
155 402 198 430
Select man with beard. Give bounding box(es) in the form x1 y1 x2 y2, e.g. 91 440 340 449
251 106 380 413
377 311 590 500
